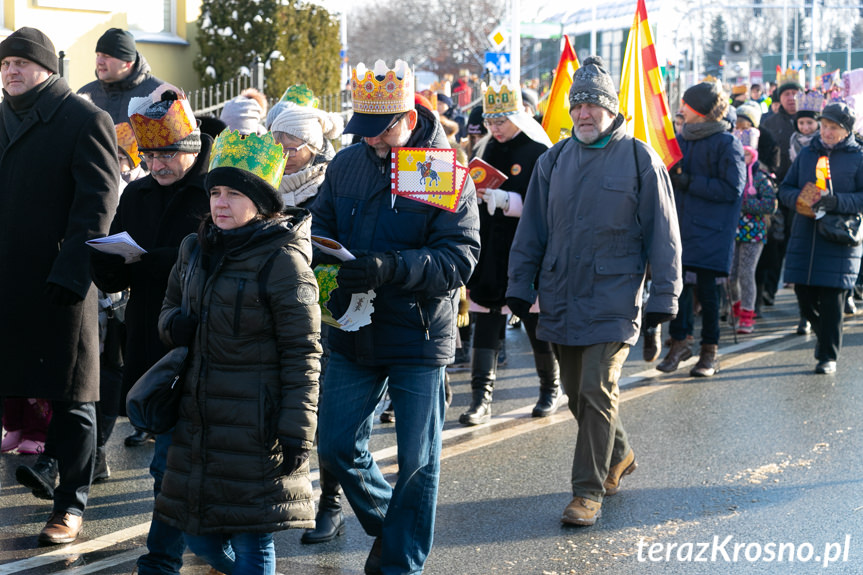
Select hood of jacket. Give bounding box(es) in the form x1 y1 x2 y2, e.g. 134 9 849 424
95 52 154 93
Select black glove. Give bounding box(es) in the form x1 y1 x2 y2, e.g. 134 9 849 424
337 252 398 292
644 312 676 328
669 171 691 192
169 313 197 346
44 282 83 306
282 445 310 476
89 248 126 268
813 194 839 213
506 297 533 320
140 247 179 272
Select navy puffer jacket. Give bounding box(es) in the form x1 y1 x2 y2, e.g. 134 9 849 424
779 134 863 288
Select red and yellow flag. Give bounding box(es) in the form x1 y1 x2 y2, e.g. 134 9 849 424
619 0 682 169
541 35 579 144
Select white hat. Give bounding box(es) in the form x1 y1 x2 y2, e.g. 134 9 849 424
270 103 344 152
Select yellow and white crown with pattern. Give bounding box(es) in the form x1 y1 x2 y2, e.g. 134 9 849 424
351 59 414 115
777 68 804 88
482 79 521 118
208 130 287 190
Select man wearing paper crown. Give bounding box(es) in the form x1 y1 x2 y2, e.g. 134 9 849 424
151 129 321 575
310 59 479 574
460 79 559 427
90 85 211 575
0 26 119 546
507 56 682 527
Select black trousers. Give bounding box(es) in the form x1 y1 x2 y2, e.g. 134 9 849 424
794 284 846 362
43 400 96 515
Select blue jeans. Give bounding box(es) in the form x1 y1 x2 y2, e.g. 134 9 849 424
184 532 275 575
137 432 185 575
669 270 721 345
317 352 446 575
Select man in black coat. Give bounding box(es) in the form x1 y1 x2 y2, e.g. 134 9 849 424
90 88 210 575
76 28 163 123
0 27 119 545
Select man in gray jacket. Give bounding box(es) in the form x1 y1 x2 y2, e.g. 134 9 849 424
506 56 682 527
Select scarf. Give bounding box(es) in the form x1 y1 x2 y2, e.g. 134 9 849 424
681 120 729 141
279 163 327 208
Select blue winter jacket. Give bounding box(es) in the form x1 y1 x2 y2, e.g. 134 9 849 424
310 108 480 366
674 129 746 274
779 134 863 289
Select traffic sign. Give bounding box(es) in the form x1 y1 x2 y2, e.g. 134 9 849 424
485 52 511 76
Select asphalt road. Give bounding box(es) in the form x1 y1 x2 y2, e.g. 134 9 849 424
2 287 861 575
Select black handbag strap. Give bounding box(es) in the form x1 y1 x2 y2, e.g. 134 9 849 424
180 244 200 315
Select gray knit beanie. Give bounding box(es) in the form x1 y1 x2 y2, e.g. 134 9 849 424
220 95 265 136
569 56 619 116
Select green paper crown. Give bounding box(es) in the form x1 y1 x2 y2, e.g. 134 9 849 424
209 130 287 190
280 84 318 108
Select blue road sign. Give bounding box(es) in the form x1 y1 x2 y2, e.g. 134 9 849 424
485 52 511 76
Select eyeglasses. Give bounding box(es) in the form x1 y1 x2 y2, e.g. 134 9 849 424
282 142 308 157
138 151 180 163
378 113 407 136
483 118 509 128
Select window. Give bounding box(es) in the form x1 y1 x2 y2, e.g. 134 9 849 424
127 0 175 36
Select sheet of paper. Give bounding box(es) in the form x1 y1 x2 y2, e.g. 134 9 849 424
86 231 147 263
313 264 374 332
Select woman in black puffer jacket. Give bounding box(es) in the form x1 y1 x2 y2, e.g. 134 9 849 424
155 131 321 575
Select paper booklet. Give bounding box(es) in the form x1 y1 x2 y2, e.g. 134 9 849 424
86 232 147 263
468 157 508 190
391 148 469 213
311 235 375 332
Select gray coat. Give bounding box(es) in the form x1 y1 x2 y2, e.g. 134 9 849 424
507 117 682 347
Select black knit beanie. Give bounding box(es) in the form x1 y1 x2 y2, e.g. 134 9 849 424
569 56 619 116
0 27 58 74
467 105 487 135
683 82 727 121
205 167 283 217
95 28 137 62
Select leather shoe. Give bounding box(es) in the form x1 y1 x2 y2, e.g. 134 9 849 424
603 449 637 496
364 536 383 575
124 429 154 447
16 456 58 500
300 507 345 544
796 319 811 335
815 360 837 374
39 511 83 544
561 496 601 526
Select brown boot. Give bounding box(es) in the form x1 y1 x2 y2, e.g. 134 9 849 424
690 344 719 377
656 338 692 373
561 496 602 526
603 449 637 495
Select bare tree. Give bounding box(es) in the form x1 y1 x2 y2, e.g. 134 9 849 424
346 0 504 78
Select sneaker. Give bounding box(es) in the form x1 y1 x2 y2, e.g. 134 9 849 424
796 319 812 335
561 496 601 526
815 360 837 374
124 429 154 447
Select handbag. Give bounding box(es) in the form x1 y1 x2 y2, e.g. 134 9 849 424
126 245 200 435
814 181 863 247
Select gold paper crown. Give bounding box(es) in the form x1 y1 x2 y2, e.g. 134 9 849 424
351 59 414 115
280 84 318 108
796 90 825 113
129 95 196 150
482 80 521 118
777 68 804 88
115 122 141 168
208 130 287 190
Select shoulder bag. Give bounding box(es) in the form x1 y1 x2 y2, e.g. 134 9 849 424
126 244 200 435
815 180 863 247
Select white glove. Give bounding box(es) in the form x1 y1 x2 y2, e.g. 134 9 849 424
484 188 509 215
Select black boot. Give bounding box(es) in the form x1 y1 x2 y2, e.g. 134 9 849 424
16 455 59 500
531 352 561 417
301 467 345 544
459 348 497 426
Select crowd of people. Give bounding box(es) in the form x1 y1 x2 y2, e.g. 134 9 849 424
1 22 862 575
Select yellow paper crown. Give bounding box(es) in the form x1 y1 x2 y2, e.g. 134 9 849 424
777 68 804 88
351 59 414 114
115 122 141 168
129 95 196 150
208 130 287 190
482 80 521 118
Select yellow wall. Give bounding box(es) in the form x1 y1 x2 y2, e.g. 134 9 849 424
1 0 202 93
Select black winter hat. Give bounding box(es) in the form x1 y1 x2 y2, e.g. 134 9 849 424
569 56 619 116
96 28 137 62
0 27 58 74
683 82 727 121
467 105 487 135
205 167 283 217
819 102 856 134
776 81 803 100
